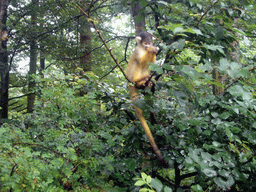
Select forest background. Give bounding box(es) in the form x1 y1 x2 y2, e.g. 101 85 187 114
0 0 256 191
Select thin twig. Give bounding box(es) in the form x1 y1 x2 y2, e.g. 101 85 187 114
100 59 127 80
124 37 131 63
197 0 220 26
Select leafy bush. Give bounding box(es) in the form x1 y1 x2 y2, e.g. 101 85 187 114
1 0 256 191
1 65 256 191
0 76 126 191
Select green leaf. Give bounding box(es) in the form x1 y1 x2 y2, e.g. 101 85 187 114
185 157 194 165
218 58 229 72
215 27 224 39
211 118 222 125
128 160 137 170
141 172 147 180
173 27 184 34
185 28 202 35
188 148 202 163
219 169 231 178
164 186 173 192
149 63 163 74
150 178 163 192
219 112 230 120
203 44 224 54
162 63 173 70
191 184 203 192
181 65 201 80
199 59 213 71
139 189 155 192
135 180 146 186
157 1 168 6
227 85 251 101
214 176 235 189
140 0 147 7
201 152 212 162
136 15 145 23
252 122 256 129
229 126 241 134
233 108 239 114
170 39 186 50
146 175 152 183
243 131 256 144
203 130 211 136
159 43 168 50
211 112 218 118
212 141 221 147
204 80 223 88
202 168 217 177
225 127 234 141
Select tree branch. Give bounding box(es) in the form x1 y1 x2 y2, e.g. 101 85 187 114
197 0 220 26
8 93 32 101
76 4 132 83
180 171 198 180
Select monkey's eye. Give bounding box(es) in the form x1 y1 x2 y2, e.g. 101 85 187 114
143 42 153 47
143 43 150 48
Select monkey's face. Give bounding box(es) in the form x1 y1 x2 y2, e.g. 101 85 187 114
136 33 159 55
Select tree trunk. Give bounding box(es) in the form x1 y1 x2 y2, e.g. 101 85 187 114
39 43 45 77
131 1 146 35
0 0 9 119
37 42 45 101
212 66 225 96
79 3 92 72
27 0 38 113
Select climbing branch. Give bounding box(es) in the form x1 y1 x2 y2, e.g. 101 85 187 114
76 4 132 83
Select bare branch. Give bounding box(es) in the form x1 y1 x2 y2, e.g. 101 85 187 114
76 4 132 83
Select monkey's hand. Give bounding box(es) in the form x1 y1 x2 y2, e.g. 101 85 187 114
146 45 159 55
135 75 153 90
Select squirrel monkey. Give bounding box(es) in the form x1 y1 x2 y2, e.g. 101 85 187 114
126 31 168 167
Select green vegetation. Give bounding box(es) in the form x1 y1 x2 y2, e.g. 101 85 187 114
0 0 256 191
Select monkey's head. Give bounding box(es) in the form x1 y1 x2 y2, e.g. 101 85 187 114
136 31 158 55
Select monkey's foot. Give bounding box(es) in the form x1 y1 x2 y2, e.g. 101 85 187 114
135 81 153 90
135 75 153 89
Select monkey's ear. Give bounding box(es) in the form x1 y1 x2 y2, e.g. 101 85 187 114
136 36 142 44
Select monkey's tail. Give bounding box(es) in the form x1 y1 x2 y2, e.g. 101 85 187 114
134 106 168 167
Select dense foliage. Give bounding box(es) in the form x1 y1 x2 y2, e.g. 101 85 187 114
1 0 256 191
